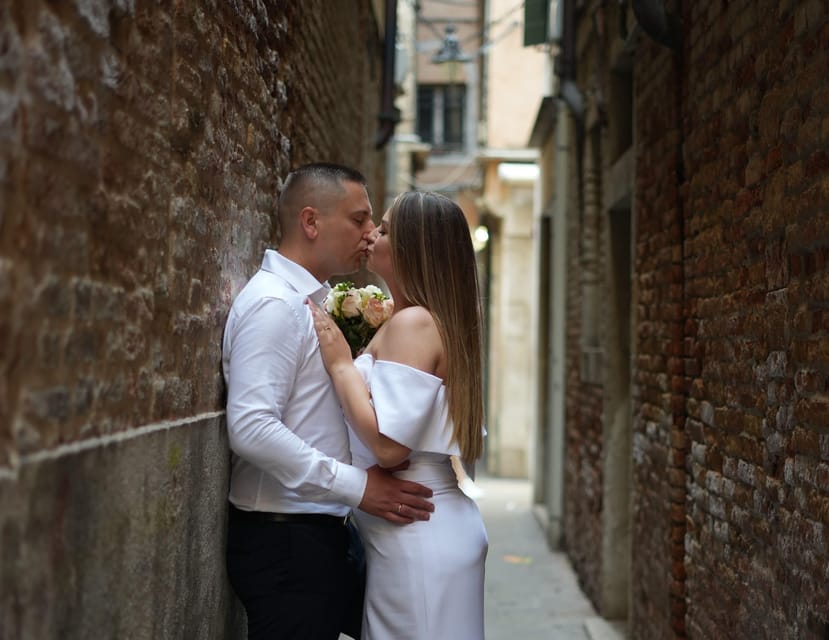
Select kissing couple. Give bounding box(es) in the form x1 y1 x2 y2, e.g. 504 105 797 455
222 163 487 639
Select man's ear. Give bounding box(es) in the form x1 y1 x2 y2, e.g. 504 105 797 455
299 206 319 240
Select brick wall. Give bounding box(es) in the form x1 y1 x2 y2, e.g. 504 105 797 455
681 1 829 637
551 0 828 637
628 33 688 638
563 137 606 605
560 3 689 634
0 1 384 636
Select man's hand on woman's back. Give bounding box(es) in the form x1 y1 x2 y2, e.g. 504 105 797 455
359 464 434 524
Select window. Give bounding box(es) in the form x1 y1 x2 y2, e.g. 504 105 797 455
417 84 466 153
523 0 550 46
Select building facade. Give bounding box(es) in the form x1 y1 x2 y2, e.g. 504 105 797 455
0 2 391 636
477 0 548 478
530 0 829 637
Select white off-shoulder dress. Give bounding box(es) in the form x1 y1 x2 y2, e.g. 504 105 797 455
349 354 488 640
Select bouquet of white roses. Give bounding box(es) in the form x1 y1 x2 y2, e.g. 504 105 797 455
323 282 394 357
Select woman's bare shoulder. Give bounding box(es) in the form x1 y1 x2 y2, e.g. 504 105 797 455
375 306 443 375
388 305 435 329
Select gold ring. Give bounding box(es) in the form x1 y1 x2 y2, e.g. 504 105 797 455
397 503 403 514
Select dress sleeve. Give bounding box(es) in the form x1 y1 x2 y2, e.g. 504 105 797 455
369 360 461 456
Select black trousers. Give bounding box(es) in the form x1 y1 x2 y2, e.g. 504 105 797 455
226 511 365 640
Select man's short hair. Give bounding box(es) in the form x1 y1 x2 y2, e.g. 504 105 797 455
277 163 368 238
281 163 367 202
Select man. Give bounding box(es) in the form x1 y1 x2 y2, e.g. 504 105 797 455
222 163 434 639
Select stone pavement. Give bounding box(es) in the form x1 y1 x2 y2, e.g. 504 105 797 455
475 474 627 640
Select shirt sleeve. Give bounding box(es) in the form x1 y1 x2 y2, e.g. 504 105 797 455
224 296 366 508
369 360 461 456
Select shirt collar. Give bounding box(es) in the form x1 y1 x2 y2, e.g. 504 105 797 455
261 249 330 304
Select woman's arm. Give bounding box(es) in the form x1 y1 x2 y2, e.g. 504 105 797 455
308 300 411 467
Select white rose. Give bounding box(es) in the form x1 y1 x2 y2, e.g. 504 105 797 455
358 285 382 310
323 291 338 314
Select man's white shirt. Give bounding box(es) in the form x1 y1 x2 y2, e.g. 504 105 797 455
222 249 367 515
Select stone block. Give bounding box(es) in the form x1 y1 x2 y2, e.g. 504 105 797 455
0 414 244 639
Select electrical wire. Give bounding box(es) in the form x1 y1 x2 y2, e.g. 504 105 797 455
464 0 525 45
411 0 527 50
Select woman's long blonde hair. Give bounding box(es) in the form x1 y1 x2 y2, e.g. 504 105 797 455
388 191 484 463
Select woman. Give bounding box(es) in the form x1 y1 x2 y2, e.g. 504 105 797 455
310 191 488 639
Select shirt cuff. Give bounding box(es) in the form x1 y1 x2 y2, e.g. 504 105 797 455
334 462 368 509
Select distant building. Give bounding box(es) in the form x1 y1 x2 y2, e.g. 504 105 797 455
398 0 548 478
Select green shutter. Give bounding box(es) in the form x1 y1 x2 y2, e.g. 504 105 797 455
523 0 549 46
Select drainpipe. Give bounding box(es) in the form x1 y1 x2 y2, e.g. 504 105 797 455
374 0 401 150
558 0 585 222
631 0 682 51
545 96 571 550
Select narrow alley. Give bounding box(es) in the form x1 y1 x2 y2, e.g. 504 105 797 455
3 1 829 637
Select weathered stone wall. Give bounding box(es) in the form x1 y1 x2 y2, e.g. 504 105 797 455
1 414 239 638
0 1 384 637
